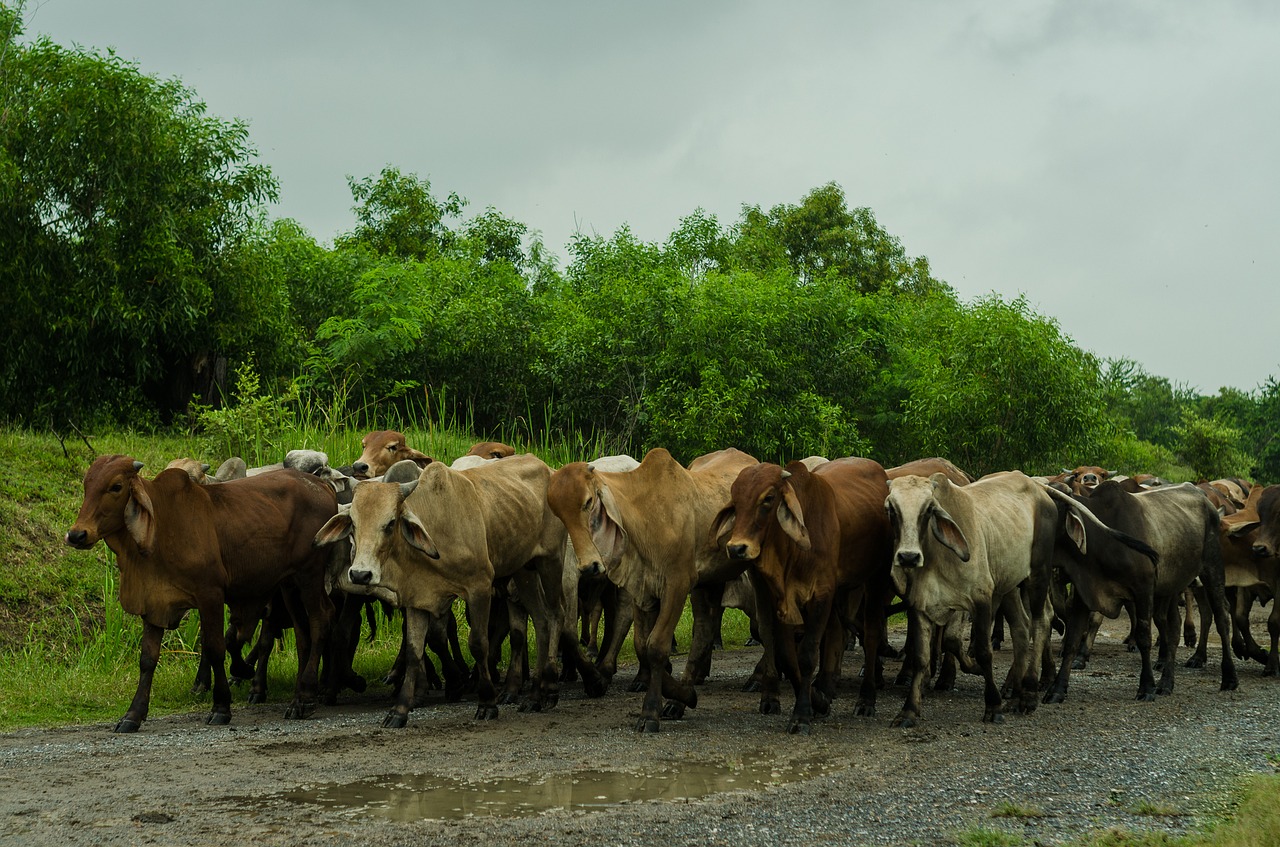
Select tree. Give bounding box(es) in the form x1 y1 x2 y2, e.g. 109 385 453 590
1 23 278 424
335 167 465 261
1171 410 1251 481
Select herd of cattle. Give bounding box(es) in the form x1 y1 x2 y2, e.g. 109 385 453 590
64 432 1280 736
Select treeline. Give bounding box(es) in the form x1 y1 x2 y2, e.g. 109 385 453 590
2 14 1276 481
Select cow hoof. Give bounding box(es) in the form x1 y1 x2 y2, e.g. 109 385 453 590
627 677 647 693
983 711 1004 724
1043 690 1066 705
381 672 401 688
1185 655 1207 669
206 711 231 726
1071 657 1088 671
636 718 660 733
1265 666 1280 678
114 718 141 734
497 691 521 706
190 681 209 696
1136 690 1156 702
345 675 368 694
475 705 499 721
787 719 812 735
283 701 316 719
853 702 874 717
661 702 686 720
583 677 607 698
759 699 781 716
382 710 408 728
247 691 267 705
1157 685 1173 696
517 698 542 713
742 678 762 693
813 695 832 717
1221 678 1239 691
890 713 917 728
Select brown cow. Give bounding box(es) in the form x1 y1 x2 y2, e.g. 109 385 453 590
66 455 338 731
547 447 757 732
887 458 974 486
712 457 893 734
1210 485 1278 672
351 430 434 478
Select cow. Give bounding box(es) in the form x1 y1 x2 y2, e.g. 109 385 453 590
1210 486 1278 672
712 457 893 734
887 458 974 486
547 447 757 732
1048 466 1118 495
350 430 434 479
66 455 338 731
1210 478 1253 510
313 453 602 727
1043 481 1238 703
885 471 1081 727
1249 485 1280 559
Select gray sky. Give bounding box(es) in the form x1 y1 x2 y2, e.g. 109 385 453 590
20 0 1280 394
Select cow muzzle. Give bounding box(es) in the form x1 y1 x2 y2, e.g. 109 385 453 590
579 560 604 577
1254 542 1275 559
895 550 923 569
348 568 375 586
726 542 756 561
65 528 94 550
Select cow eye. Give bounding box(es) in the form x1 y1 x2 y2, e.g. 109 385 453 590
387 445 399 453
584 496 594 512
383 520 395 535
109 482 123 493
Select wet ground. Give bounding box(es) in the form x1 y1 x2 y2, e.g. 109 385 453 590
1 620 1276 846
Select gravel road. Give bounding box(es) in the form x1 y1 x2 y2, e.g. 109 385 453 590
2 617 1275 847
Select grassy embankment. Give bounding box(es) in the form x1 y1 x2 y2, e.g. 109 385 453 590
0 425 730 730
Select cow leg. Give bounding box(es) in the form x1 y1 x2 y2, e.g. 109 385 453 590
1182 586 1198 647
746 570 782 714
1199 554 1239 692
1154 597 1179 695
1187 581 1211 668
998 590 1035 713
594 584 632 689
498 597 529 707
1072 612 1103 670
788 600 833 735
626 608 653 693
247 611 277 705
425 611 467 701
197 599 233 725
465 589 501 720
640 590 696 732
1044 593 1091 704
1233 589 1269 664
284 574 333 720
969 602 1003 723
384 607 430 727
116 622 165 733
1130 590 1157 701
892 611 933 728
684 584 723 686
851 588 883 717
1266 602 1280 677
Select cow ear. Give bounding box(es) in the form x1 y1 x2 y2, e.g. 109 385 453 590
777 484 811 550
928 507 970 562
1064 510 1088 554
593 484 628 560
313 512 353 547
400 510 440 559
710 505 736 548
403 447 434 469
123 477 156 554
1226 519 1261 538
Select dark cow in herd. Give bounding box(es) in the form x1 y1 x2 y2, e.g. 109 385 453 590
66 455 338 731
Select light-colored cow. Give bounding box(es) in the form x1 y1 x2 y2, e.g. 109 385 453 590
885 471 1066 727
314 453 600 726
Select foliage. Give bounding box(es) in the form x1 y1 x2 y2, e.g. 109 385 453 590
335 166 465 260
0 26 278 425
189 361 299 466
1171 410 1252 481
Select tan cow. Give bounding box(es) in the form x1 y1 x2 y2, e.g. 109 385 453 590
712 457 893 734
66 455 338 731
547 447 757 732
314 453 600 726
351 430 434 478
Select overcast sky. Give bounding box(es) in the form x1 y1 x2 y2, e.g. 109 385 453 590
20 0 1280 394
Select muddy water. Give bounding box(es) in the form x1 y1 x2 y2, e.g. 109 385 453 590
277 752 837 821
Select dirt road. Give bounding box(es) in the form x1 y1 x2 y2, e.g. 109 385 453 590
2 621 1274 847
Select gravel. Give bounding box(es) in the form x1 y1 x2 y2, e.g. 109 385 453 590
1 617 1275 846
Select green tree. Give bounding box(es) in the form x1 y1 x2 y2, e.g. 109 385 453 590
0 22 278 424
335 167 465 261
1171 409 1251 481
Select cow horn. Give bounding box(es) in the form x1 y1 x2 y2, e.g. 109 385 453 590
780 470 791 479
398 479 419 500
132 461 144 472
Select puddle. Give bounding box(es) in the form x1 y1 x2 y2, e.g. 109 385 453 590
275 753 834 821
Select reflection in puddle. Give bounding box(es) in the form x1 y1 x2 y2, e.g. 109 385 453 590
278 753 832 821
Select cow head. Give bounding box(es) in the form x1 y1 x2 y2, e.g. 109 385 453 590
1253 485 1280 558
547 462 626 576
884 474 970 592
66 455 158 554
312 476 438 594
351 430 434 478
464 440 517 461
164 457 212 484
712 462 811 562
